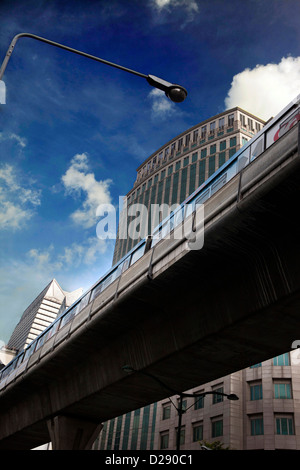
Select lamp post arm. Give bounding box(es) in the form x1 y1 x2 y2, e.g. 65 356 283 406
0 32 149 81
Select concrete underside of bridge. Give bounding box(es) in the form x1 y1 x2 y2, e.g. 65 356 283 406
0 127 300 449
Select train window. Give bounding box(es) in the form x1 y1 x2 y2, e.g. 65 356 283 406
60 306 75 328
237 147 250 172
184 202 194 219
101 269 117 291
196 188 210 205
90 282 103 302
46 320 60 341
36 333 46 350
23 341 36 361
174 207 184 227
250 134 264 161
16 352 24 367
211 173 227 196
130 243 145 265
77 292 90 313
266 107 300 148
121 257 131 273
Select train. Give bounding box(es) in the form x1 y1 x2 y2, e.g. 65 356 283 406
1 94 299 390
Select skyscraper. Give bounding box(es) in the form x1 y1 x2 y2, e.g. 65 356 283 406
113 107 265 265
5 279 82 353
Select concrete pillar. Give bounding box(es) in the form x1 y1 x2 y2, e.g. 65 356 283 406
47 415 103 450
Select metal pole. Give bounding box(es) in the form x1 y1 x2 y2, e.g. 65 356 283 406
0 33 149 81
176 393 183 452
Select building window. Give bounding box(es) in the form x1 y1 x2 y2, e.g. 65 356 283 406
160 432 169 449
240 114 246 126
212 385 224 404
219 152 226 168
250 416 264 436
210 144 216 155
168 165 173 175
248 118 254 131
209 155 215 177
210 121 216 133
211 417 223 438
228 114 234 127
229 147 236 157
219 140 226 151
160 170 166 180
175 161 181 171
193 129 199 142
250 382 263 400
192 152 198 163
200 148 207 159
230 137 236 147
219 117 225 128
255 122 261 131
275 415 294 435
178 138 183 150
183 156 189 167
201 125 207 138
147 179 152 188
193 423 203 442
162 404 171 420
273 353 290 366
274 381 292 399
185 134 190 146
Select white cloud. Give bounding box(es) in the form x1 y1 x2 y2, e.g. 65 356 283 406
62 153 113 229
0 132 27 148
152 0 199 26
148 88 175 118
27 237 109 270
154 0 198 13
0 164 41 230
225 56 300 121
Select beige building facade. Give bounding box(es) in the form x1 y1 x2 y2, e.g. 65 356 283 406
95 350 300 450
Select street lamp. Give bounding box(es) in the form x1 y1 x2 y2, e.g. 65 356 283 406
0 33 187 102
122 365 239 451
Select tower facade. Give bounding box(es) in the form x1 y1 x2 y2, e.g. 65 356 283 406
113 107 265 265
6 279 82 353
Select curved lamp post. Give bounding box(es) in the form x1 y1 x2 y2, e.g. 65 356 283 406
122 365 238 451
0 33 187 102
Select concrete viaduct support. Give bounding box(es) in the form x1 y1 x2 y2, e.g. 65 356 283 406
47 416 103 450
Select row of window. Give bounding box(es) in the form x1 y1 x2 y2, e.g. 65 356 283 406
136 131 242 184
131 145 238 204
137 111 262 184
250 414 295 436
160 413 295 449
250 353 290 368
250 380 292 401
162 386 225 420
160 416 224 449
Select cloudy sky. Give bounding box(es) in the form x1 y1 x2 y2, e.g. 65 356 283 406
0 0 299 343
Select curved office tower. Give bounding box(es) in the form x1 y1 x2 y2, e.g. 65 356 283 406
113 107 265 265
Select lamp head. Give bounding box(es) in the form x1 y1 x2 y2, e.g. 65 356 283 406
227 393 239 401
147 75 187 103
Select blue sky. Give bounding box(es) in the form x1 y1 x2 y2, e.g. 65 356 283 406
0 0 299 344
